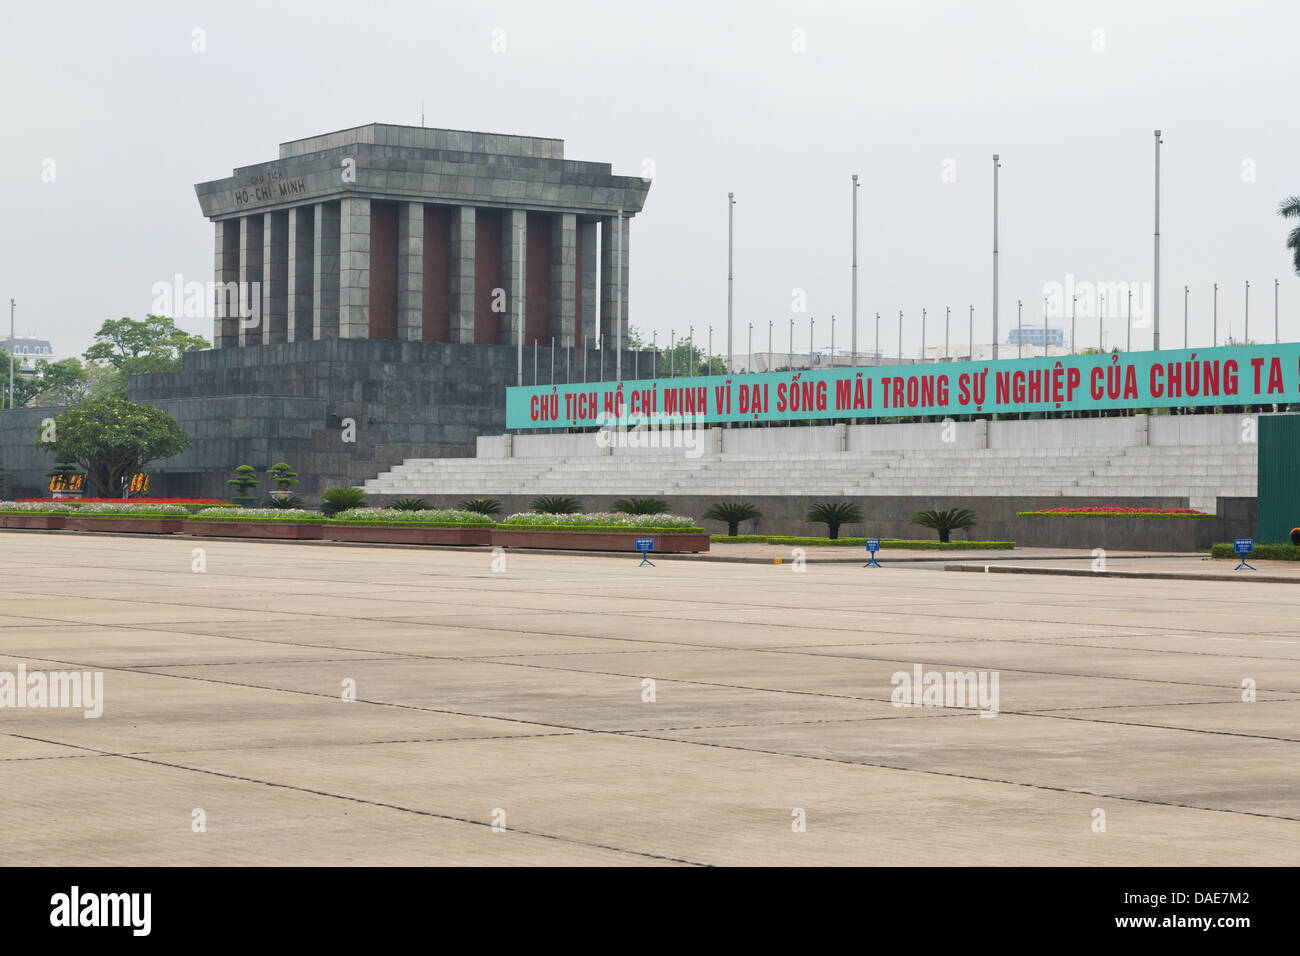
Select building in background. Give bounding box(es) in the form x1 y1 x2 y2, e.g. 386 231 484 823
1 334 58 376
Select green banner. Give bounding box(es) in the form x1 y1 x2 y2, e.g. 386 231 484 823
506 343 1300 428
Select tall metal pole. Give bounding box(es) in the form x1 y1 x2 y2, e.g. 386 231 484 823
652 331 656 379
616 208 624 380
897 310 902 363
670 331 675 378
809 317 815 369
688 325 694 376
726 193 734 373
708 325 713 373
830 315 836 364
921 308 926 361
1017 299 1023 359
1213 283 1218 346
515 222 523 386
992 154 1001 361
7 299 13 410
768 320 772 368
1276 278 1280 344
1070 294 1078 355
748 322 752 373
968 305 973 361
1183 286 1188 349
1126 288 1132 352
1099 295 1105 352
789 318 793 370
851 174 859 368
1245 280 1250 344
1153 129 1162 351
945 306 950 361
1043 295 1049 356
874 312 880 359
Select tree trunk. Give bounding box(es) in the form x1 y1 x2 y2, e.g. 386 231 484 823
829 523 840 540
728 521 739 536
939 528 951 543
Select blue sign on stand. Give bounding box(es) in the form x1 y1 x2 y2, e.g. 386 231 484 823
1233 538 1255 571
864 537 881 569
635 537 655 567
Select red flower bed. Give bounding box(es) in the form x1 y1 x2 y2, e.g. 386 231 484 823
15 497 233 506
1019 506 1212 517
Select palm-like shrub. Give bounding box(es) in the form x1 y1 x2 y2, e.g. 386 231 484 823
703 501 763 536
611 497 669 515
1280 195 1300 276
457 497 503 516
911 507 979 543
530 495 582 514
392 497 428 511
320 486 368 516
264 494 304 510
805 501 863 540
226 465 258 495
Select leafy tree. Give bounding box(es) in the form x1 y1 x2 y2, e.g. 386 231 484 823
911 508 979 543
83 315 208 371
1279 196 1300 276
30 357 89 406
703 501 763 536
0 348 42 408
806 501 864 540
37 397 190 497
266 462 299 490
611 497 669 515
227 465 258 495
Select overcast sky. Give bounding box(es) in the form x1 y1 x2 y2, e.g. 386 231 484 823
2 0 1297 361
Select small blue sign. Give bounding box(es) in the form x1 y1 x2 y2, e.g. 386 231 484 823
863 537 881 568
635 537 655 567
1233 538 1253 554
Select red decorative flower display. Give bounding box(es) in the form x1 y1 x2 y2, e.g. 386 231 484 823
15 497 232 506
1019 506 1212 517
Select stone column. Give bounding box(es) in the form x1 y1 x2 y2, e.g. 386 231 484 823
237 214 264 348
549 213 577 347
287 206 314 342
449 206 476 343
213 220 239 349
578 220 598 346
600 214 629 343
499 209 526 344
339 196 371 339
397 202 424 341
261 210 289 344
313 201 340 339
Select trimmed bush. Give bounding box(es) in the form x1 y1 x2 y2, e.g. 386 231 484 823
320 486 367 516
458 497 503 517
331 508 491 526
226 465 258 494
1210 542 1300 561
530 496 582 514
912 508 979 543
500 511 700 531
702 501 763 536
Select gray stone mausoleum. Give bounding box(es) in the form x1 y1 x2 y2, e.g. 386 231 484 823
196 123 650 350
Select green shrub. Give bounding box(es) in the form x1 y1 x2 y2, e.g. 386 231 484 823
263 494 304 509
266 462 299 490
320 486 367 516
458 497 503 516
392 497 429 511
805 501 863 540
611 497 669 515
226 465 258 494
530 495 582 514
911 508 979 543
702 501 763 536
1210 542 1300 561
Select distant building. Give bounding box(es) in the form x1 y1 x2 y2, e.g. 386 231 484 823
1006 326 1065 347
2 334 57 374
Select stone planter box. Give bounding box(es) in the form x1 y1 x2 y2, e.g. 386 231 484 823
326 524 492 546
0 514 68 530
63 516 184 534
491 529 709 553
186 520 325 540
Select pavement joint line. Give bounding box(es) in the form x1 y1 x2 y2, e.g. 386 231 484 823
617 732 1300 824
1 732 708 867
117 730 585 757
946 563 1300 584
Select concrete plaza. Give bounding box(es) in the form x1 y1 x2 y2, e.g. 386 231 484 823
2 530 1298 866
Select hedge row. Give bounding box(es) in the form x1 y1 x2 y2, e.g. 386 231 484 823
710 535 1015 550
1210 542 1300 561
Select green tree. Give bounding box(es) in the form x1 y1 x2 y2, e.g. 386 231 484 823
806 501 864 540
911 508 979 543
1280 196 1300 276
0 348 42 408
83 315 209 371
38 397 190 497
30 357 89 406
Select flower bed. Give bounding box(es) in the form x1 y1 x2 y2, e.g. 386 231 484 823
0 501 192 517
499 512 703 532
491 528 709 553
1017 507 1213 518
713 536 1015 550
15 497 234 508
